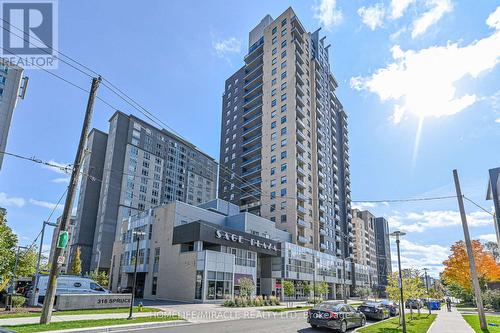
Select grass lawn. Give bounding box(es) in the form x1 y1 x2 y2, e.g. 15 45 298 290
5 314 182 333
463 315 500 333
0 307 161 319
357 314 437 333
263 306 312 312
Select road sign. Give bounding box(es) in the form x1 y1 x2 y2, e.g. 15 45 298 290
57 231 69 249
57 256 65 264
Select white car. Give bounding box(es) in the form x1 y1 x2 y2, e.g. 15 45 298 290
33 275 109 303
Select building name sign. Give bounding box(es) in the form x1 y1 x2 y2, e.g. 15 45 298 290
215 229 278 252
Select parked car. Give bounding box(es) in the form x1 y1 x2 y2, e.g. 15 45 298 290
357 302 390 320
118 286 133 294
307 301 366 332
379 300 400 316
28 275 109 304
405 299 423 309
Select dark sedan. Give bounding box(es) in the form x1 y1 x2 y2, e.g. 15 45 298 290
380 300 400 316
357 302 390 321
307 301 366 332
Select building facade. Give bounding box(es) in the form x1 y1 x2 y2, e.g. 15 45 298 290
68 129 108 273
351 209 378 288
374 217 392 295
0 60 27 170
218 8 353 261
70 111 217 273
487 167 500 245
110 199 374 302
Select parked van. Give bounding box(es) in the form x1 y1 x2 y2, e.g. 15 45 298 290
32 275 109 303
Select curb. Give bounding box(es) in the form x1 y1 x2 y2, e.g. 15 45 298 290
0 328 16 333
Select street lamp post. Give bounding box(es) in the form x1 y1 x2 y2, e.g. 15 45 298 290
128 230 145 320
6 246 28 310
30 221 57 306
423 268 431 315
390 231 407 333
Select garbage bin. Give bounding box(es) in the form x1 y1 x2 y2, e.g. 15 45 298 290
429 301 441 310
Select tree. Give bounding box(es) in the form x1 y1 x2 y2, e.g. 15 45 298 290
302 281 311 299
442 240 500 293
386 269 426 320
484 241 500 262
0 209 18 291
355 286 371 300
314 282 329 300
70 246 82 276
238 277 254 298
16 247 37 277
428 280 445 300
87 270 109 287
283 280 295 307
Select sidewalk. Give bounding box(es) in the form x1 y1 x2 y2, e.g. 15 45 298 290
428 307 474 333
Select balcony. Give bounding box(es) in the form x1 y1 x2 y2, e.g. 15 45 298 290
242 134 261 148
244 63 263 82
296 153 306 165
336 235 341 242
241 177 261 189
320 243 328 250
336 248 342 255
296 94 305 108
318 170 325 179
297 179 306 189
243 72 263 90
297 205 306 215
296 129 306 142
297 166 306 177
296 106 306 119
241 190 260 200
241 154 261 168
319 204 326 213
242 122 262 137
319 216 326 224
243 83 263 100
296 141 306 153
297 235 308 244
296 117 306 131
242 112 262 128
320 229 327 236
243 102 263 117
244 40 263 63
243 92 263 110
297 192 306 202
297 218 307 227
294 38 304 54
241 167 261 178
241 144 261 158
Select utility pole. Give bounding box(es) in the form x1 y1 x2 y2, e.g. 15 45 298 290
423 268 431 315
40 76 101 324
312 252 316 302
29 221 57 306
453 169 487 330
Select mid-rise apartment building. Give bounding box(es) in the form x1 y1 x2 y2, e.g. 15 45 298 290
487 167 500 245
374 217 392 295
0 60 27 170
69 111 217 273
49 216 76 274
219 8 353 260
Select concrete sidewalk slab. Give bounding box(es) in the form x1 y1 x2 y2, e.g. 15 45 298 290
428 307 474 333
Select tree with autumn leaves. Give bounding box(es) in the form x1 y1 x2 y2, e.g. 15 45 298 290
442 240 500 301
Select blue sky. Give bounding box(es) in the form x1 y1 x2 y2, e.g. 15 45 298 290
0 0 499 276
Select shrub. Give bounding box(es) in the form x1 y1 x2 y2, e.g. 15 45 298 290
483 289 500 311
222 295 281 307
223 299 235 307
11 295 26 308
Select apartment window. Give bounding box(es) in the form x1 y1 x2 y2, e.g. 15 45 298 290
272 36 277 44
281 104 287 112
272 68 277 75
271 143 276 151
281 188 287 197
271 88 276 96
272 78 277 86
270 179 276 188
281 61 287 69
281 139 287 147
281 82 287 90
271 121 276 129
281 214 287 223
281 71 287 79
270 167 276 175
281 40 286 48
271 155 276 163
272 47 277 55
281 116 287 124
272 26 277 34
281 18 287 26
271 110 277 118
281 163 287 171
271 99 277 107
271 132 277 140
281 50 287 58
271 191 276 199
281 29 286 36
272 57 277 65
281 175 287 184
270 217 276 222
281 93 287 101
281 151 287 159
281 127 287 135
281 201 287 209
270 204 276 212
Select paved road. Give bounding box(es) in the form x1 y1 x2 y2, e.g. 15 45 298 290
108 314 373 333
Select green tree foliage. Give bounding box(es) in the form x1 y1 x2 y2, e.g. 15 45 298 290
302 281 311 298
387 269 426 319
283 280 295 307
70 246 82 276
0 209 17 291
239 277 255 298
355 286 372 300
87 270 109 287
314 281 329 300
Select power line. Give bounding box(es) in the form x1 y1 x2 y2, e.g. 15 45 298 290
463 196 495 217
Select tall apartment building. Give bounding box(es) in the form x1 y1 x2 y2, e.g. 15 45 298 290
68 129 108 273
487 167 500 245
352 209 378 286
374 217 392 294
69 111 217 273
219 7 353 259
0 60 27 170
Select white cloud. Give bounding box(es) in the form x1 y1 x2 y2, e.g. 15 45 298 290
358 4 385 31
412 0 453 38
496 118 500 123
390 0 416 19
0 192 26 207
212 37 241 58
42 160 72 175
351 7 500 124
313 0 343 30
29 198 64 211
352 202 377 210
478 233 497 242
393 239 449 276
388 210 493 233
486 5 500 30
52 177 70 184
